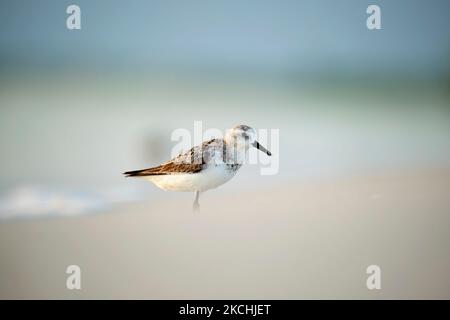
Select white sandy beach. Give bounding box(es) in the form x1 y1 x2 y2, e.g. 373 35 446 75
1 168 449 299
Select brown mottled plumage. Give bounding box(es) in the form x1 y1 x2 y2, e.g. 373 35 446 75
123 138 224 177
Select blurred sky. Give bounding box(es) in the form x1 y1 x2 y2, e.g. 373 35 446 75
0 0 449 77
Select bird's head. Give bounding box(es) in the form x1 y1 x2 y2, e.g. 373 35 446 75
225 124 271 156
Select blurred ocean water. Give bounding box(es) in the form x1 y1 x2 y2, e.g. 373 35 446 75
0 72 449 220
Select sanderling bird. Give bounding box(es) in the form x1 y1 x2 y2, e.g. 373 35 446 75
124 124 271 211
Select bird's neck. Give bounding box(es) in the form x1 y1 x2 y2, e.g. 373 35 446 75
223 140 247 164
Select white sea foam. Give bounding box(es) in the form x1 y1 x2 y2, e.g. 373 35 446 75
0 185 147 221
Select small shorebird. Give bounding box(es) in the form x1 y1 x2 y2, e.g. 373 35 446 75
124 124 271 211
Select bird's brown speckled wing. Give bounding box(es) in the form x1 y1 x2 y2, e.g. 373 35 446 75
123 138 224 177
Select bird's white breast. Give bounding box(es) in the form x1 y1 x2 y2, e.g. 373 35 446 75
145 165 238 192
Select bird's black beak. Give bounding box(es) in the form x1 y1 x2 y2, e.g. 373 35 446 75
252 141 272 156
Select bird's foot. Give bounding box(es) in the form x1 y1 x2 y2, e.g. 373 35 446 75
193 202 200 213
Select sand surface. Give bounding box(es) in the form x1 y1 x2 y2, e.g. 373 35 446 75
1 169 450 299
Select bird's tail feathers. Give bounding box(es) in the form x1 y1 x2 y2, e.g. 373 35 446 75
123 168 163 177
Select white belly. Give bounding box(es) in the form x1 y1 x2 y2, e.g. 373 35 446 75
145 165 237 192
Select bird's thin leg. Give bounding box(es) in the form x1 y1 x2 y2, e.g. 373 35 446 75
193 191 200 212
